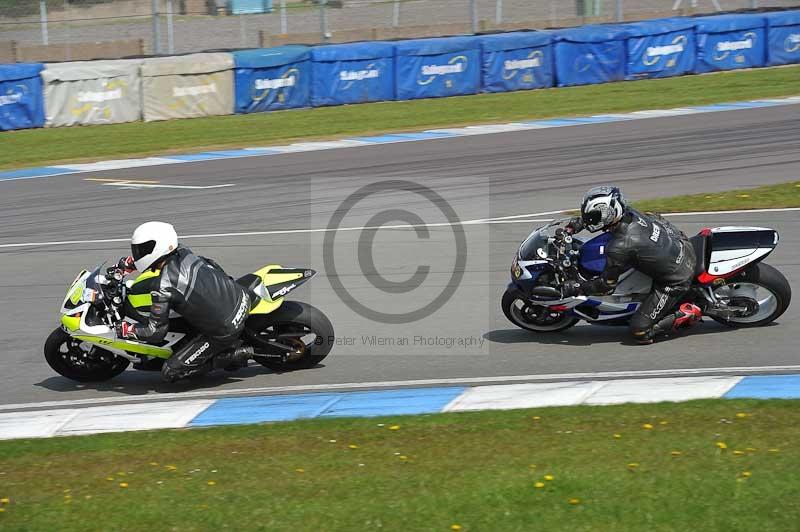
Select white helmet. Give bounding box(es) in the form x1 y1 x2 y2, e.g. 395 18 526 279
580 186 626 233
130 221 179 272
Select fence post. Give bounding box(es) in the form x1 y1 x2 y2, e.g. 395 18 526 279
495 0 502 25
615 0 623 22
166 0 175 54
39 0 49 46
151 0 161 55
281 0 288 33
750 0 758 7
470 0 478 34
393 0 400 27
320 0 329 42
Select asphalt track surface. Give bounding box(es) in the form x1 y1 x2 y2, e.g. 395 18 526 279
0 104 798 407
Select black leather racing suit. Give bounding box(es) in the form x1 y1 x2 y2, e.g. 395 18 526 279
575 208 697 342
133 246 253 382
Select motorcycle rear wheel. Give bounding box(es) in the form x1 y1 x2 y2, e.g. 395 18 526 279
502 289 579 333
44 328 130 382
248 301 334 371
709 263 792 328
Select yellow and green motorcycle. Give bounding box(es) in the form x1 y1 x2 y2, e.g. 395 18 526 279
46 262 334 382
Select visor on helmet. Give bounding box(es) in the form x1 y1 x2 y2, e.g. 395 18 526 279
131 240 156 262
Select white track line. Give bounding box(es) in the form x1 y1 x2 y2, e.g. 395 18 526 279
1 207 797 250
2 364 799 412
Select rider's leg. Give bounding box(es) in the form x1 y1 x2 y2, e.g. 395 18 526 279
161 335 229 382
629 283 692 344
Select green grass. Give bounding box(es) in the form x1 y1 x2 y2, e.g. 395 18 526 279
633 180 800 213
2 66 799 171
0 399 798 531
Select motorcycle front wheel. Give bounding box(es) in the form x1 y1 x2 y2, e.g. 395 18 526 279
502 289 579 333
44 328 130 382
247 301 334 371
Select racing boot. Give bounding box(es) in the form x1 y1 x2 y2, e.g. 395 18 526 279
213 346 253 371
672 303 703 330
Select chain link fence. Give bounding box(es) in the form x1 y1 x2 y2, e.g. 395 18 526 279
1 0 798 61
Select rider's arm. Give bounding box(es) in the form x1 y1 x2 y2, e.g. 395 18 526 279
580 241 631 295
131 290 173 344
565 216 584 235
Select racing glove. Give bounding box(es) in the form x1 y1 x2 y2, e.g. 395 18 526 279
565 216 584 235
117 256 136 274
116 321 137 340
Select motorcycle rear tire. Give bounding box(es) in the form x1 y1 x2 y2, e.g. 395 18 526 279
249 301 334 371
709 263 791 328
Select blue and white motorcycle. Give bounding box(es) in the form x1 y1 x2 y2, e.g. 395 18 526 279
502 218 791 333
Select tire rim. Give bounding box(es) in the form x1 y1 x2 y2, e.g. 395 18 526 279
509 297 572 331
713 282 779 324
57 339 118 373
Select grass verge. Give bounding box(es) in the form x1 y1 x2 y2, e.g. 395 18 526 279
0 399 798 531
633 180 800 213
2 66 799 171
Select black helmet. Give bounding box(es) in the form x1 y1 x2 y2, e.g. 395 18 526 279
580 186 626 233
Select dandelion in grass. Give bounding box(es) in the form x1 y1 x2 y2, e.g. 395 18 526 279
613 433 622 439
716 442 728 450
399 455 409 461
671 451 682 457
735 413 750 419
295 468 305 473
627 463 640 469
568 498 581 505
119 483 128 489
768 448 780 453
737 194 751 198
451 525 462 531
741 471 752 478
149 462 159 466
389 425 401 430
746 447 758 452
165 465 178 471
106 477 115 481
642 423 654 430
328 439 337 444
534 482 545 489
659 421 668 426
544 475 554 481
0 497 9 504
207 481 216 486
348 444 359 450
0 508 5 513
733 450 745 456
532 416 541 421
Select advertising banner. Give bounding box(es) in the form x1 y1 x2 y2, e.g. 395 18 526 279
553 25 631 87
479 32 554 93
233 46 311 113
142 53 234 122
625 18 696 80
764 10 800 66
694 14 766 73
395 36 481 100
0 63 44 131
311 42 395 107
42 60 141 127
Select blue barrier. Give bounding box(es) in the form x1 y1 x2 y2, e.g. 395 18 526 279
310 42 395 107
228 0 273 15
694 14 766 73
764 10 800 66
395 36 481 100
554 24 631 87
624 17 696 80
479 31 554 92
233 46 311 113
0 63 45 131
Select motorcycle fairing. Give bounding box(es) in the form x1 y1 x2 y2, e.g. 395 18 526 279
579 232 612 274
707 227 778 276
247 265 317 315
